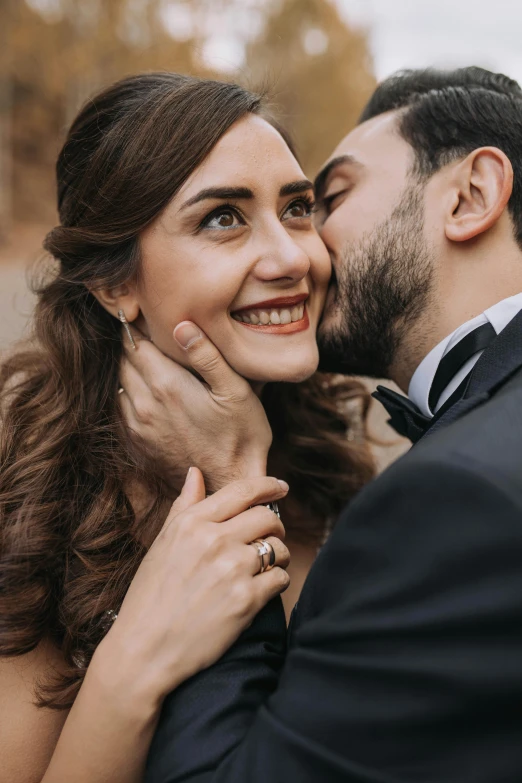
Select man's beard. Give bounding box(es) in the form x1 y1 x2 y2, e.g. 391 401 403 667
318 184 434 378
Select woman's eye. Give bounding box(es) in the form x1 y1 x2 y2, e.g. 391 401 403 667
283 198 315 221
203 209 242 230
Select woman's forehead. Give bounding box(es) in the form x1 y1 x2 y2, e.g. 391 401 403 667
176 114 304 200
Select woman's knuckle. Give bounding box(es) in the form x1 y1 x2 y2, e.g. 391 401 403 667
281 545 291 566
273 519 286 539
135 398 158 426
149 381 165 400
220 548 244 576
268 476 284 495
176 509 198 534
277 568 291 590
229 580 252 615
202 525 221 551
212 555 232 579
230 551 245 575
254 505 279 531
268 505 283 524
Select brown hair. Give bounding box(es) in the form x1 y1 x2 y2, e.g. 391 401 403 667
0 73 374 709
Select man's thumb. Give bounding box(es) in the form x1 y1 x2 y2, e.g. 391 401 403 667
174 321 244 399
171 467 206 515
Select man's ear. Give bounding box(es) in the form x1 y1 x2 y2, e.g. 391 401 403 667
90 283 140 322
445 146 513 242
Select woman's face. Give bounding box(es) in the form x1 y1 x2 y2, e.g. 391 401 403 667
133 114 331 384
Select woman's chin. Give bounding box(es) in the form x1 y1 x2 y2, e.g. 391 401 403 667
238 352 320 385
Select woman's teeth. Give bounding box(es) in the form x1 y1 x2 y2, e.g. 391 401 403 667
232 304 305 325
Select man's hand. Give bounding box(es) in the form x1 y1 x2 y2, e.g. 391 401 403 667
118 321 272 494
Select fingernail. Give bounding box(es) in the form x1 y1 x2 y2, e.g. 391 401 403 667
174 322 202 349
186 467 192 481
277 479 289 492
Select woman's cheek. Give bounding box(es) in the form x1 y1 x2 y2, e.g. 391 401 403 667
137 299 190 364
152 325 191 366
307 243 331 317
317 245 333 286
305 233 331 283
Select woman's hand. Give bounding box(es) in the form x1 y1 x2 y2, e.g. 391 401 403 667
42 471 289 783
119 322 272 493
92 467 290 712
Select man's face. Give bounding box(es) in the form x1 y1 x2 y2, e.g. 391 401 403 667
315 111 435 378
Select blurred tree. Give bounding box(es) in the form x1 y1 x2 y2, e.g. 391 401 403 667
0 0 15 239
5 0 214 224
245 0 375 177
0 0 375 230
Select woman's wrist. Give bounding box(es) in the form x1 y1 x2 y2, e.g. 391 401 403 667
88 632 170 722
42 636 163 783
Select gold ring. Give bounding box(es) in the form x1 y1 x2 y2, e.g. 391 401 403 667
251 538 276 574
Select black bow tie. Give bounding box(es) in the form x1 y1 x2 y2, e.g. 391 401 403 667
372 386 431 443
374 322 497 443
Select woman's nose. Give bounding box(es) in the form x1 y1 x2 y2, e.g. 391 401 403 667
253 226 311 282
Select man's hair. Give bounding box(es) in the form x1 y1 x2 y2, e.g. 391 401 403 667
360 67 522 246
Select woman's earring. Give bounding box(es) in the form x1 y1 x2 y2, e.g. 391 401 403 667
118 309 136 350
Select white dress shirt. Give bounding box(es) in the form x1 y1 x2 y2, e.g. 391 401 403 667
408 292 522 418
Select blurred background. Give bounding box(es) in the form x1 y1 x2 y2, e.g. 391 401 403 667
0 0 375 344
1 0 520 459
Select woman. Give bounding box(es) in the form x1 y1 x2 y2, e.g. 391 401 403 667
0 73 374 781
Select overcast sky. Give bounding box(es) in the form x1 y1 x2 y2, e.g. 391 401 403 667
339 0 522 84
192 0 522 87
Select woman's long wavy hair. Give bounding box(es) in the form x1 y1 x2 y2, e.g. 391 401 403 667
0 73 375 709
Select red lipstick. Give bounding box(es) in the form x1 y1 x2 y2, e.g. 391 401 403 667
231 293 308 315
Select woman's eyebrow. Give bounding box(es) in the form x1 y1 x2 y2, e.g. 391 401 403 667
279 179 314 197
181 187 254 210
180 179 313 211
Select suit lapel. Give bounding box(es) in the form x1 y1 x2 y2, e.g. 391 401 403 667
422 392 490 440
464 308 522 396
420 309 522 441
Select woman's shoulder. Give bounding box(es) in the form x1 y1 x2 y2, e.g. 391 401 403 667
0 640 68 783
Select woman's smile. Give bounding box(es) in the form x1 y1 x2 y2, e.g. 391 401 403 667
231 293 309 334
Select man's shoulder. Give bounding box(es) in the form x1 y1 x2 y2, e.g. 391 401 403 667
323 368 522 571
313 367 522 544
410 369 522 500
293 378 522 630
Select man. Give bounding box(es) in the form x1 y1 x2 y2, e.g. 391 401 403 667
131 67 522 781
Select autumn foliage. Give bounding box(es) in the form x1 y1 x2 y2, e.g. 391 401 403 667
0 0 375 236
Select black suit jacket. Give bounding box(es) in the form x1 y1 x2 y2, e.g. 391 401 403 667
145 311 522 783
